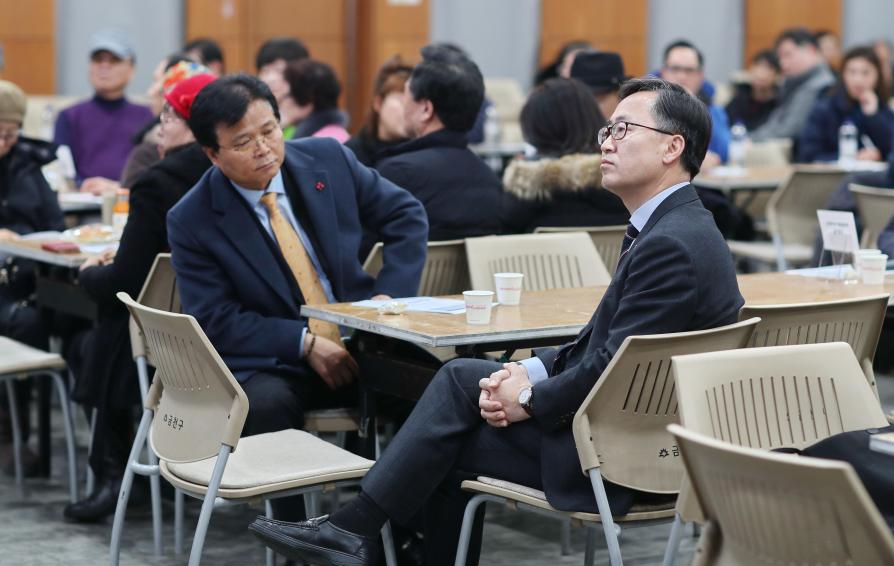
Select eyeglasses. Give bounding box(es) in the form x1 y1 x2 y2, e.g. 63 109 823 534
597 121 676 145
0 129 20 143
663 65 701 75
160 105 183 125
220 127 282 154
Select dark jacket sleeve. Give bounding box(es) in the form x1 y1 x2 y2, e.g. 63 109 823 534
36 170 65 232
877 214 894 257
797 98 838 163
500 192 540 234
167 203 309 367
862 107 894 159
79 169 169 306
341 145 428 297
530 234 698 431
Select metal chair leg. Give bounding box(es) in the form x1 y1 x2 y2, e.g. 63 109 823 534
49 371 78 503
85 409 97 495
584 525 597 566
453 494 490 566
662 514 684 566
588 468 623 566
5 379 24 496
188 446 231 566
381 521 397 566
175 488 185 554
265 500 275 566
560 518 572 555
109 409 153 566
148 455 163 558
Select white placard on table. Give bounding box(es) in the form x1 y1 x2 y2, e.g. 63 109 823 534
816 209 859 253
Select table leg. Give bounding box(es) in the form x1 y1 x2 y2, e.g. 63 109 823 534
37 379 51 477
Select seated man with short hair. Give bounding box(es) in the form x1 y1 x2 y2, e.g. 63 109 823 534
250 77 745 566
167 74 428 516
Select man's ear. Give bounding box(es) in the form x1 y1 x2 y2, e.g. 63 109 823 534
421 99 435 123
202 146 221 168
662 134 686 166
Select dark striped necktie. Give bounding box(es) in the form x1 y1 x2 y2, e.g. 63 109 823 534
619 224 639 260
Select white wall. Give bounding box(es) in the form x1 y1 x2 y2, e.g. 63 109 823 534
55 0 183 97
647 0 744 84
430 0 540 89
843 0 894 48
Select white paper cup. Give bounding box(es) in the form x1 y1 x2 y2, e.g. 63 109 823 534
856 249 882 277
861 253 888 285
494 272 524 305
463 290 495 325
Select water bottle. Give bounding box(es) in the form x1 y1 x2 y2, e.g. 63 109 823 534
838 120 858 166
729 121 747 168
40 103 55 141
483 105 501 145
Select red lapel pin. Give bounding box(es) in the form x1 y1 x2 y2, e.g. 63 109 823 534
315 181 326 191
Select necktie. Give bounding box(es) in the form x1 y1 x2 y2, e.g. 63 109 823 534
260 192 343 347
619 224 639 260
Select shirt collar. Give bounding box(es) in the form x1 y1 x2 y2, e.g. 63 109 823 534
629 181 689 232
231 170 285 207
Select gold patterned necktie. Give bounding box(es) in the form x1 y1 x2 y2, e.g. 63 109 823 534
259 192 343 347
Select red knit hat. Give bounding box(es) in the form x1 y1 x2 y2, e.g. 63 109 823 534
164 73 217 120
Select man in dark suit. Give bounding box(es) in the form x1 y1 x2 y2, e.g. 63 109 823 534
167 75 427 473
250 78 745 566
365 44 502 258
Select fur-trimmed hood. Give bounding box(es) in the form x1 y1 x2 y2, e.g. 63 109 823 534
502 153 602 201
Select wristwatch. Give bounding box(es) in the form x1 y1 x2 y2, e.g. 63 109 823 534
518 387 534 417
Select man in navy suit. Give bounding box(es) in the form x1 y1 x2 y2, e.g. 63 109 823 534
167 75 427 462
250 78 745 566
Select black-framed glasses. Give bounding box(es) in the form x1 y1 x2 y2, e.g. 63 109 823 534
597 121 676 145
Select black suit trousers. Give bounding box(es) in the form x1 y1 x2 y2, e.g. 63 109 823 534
362 358 544 566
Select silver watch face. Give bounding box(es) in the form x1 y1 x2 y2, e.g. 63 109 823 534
518 388 532 405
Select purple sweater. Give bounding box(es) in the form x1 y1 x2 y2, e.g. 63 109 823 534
54 95 153 183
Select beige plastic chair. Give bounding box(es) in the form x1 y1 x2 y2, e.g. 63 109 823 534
850 183 894 248
364 239 470 296
0 337 77 503
465 232 610 292
661 343 889 566
454 318 760 566
668 424 894 566
109 292 397 566
727 167 847 270
533 225 628 275
740 294 889 396
744 138 793 167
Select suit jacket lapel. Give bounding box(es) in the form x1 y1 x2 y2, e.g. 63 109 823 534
285 157 343 298
210 170 297 309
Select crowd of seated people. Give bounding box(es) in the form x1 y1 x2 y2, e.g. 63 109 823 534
2 18 894 566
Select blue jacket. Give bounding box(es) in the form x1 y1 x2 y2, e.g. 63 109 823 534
708 105 730 163
798 90 894 163
167 137 428 382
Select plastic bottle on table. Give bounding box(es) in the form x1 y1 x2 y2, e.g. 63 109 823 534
729 121 748 168
838 120 858 166
112 189 129 232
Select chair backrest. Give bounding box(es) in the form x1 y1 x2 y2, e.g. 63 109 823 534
129 253 182 363
739 295 890 394
484 77 526 122
465 232 610 292
570 318 759 493
669 424 894 566
533 225 627 275
744 138 792 167
118 292 249 464
850 183 894 248
363 239 470 296
766 168 847 248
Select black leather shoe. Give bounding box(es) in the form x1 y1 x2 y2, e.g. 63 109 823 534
63 475 124 523
249 514 379 566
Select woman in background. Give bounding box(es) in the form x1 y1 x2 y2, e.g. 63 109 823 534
798 46 894 163
501 78 628 233
346 56 412 166
281 58 350 142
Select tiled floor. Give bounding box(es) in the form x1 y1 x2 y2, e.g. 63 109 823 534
1 373 891 565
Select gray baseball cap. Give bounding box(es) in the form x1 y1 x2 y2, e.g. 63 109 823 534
89 29 135 61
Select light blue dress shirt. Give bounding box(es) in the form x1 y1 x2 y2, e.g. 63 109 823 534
231 171 336 357
518 181 690 384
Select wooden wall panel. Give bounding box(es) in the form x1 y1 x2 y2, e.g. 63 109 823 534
0 0 54 94
540 0 648 77
186 0 250 72
745 0 841 65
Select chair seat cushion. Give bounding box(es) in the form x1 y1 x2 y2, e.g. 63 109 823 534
161 429 373 499
462 476 676 523
727 241 813 264
0 336 65 375
303 407 360 433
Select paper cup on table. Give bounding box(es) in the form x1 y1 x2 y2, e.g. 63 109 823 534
861 253 888 285
463 290 495 325
856 249 882 277
494 272 524 305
